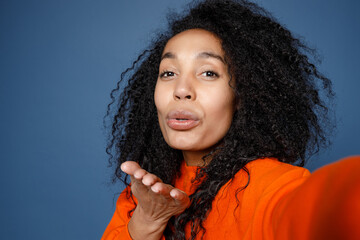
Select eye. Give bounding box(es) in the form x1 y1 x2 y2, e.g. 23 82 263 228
159 71 175 78
201 71 219 78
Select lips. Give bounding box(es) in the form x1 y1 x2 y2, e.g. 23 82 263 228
166 110 200 130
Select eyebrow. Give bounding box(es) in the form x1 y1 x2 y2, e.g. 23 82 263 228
161 51 225 63
197 52 225 63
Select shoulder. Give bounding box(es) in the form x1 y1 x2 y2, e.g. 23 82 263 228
246 158 310 180
207 158 310 236
231 158 310 196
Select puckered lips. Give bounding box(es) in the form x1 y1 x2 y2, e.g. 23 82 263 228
166 110 200 130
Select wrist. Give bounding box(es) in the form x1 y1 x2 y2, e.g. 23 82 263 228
128 206 168 240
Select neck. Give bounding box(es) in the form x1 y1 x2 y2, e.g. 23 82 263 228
182 149 212 167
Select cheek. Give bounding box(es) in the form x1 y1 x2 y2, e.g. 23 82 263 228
209 102 234 132
154 82 169 137
154 82 165 113
203 89 235 123
154 81 160 107
199 90 235 146
214 96 235 131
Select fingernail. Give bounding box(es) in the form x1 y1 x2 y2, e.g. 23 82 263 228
151 186 159 193
170 191 176 198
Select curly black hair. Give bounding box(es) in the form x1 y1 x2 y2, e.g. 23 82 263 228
105 0 334 239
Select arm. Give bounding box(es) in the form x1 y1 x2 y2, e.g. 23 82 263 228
101 187 137 240
271 156 360 239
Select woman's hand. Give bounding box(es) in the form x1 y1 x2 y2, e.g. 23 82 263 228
121 161 190 240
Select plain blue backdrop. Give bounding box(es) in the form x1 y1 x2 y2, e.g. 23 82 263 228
1 0 359 239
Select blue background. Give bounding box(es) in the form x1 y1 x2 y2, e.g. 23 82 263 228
1 0 359 239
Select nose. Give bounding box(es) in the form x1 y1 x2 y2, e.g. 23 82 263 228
173 75 196 100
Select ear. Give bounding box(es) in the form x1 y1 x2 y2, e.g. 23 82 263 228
233 93 241 112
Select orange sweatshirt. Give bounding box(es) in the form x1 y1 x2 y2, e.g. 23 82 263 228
102 156 360 240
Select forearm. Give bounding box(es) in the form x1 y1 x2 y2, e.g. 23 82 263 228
272 156 360 239
128 206 168 240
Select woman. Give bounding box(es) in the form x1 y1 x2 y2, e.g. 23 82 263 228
102 0 360 239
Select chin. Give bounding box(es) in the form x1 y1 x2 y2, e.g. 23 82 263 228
169 140 213 152
166 139 197 151
168 142 194 151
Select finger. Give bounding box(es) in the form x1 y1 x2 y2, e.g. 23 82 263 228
150 182 173 195
142 173 162 186
121 161 142 175
170 189 190 206
130 175 151 195
133 168 147 180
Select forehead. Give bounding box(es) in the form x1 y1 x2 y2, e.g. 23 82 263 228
163 29 224 56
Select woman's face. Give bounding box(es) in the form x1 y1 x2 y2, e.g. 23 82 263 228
154 29 235 155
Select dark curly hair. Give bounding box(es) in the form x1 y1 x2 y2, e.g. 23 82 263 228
105 0 334 239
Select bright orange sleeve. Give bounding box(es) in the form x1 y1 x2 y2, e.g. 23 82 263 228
101 187 135 240
195 157 360 239
271 156 360 240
